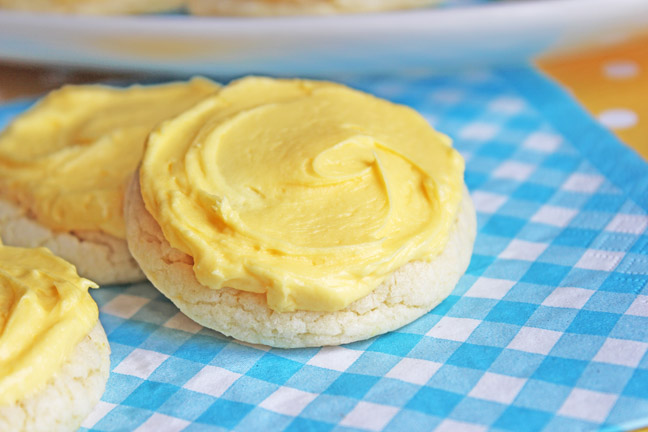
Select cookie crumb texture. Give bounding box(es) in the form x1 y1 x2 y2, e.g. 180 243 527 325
126 176 476 348
0 324 110 432
0 198 144 285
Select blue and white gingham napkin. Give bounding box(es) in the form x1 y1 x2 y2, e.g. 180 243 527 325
1 65 647 432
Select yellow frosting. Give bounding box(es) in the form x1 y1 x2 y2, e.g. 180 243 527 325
0 241 98 405
141 77 465 312
0 78 219 239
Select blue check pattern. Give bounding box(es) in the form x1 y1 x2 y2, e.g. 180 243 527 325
2 65 648 432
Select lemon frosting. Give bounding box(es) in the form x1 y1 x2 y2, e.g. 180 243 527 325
0 78 219 239
0 240 98 405
141 77 465 312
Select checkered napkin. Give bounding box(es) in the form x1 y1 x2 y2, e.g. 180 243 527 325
2 65 647 432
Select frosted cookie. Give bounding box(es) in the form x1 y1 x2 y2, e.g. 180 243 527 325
0 0 185 15
188 0 439 16
126 77 476 347
0 241 110 432
0 78 219 285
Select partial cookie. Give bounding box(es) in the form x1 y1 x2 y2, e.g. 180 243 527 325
0 0 185 14
125 175 476 347
189 0 439 15
0 241 110 432
0 324 110 432
0 78 219 284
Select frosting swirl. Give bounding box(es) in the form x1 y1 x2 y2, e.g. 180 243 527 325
141 77 464 312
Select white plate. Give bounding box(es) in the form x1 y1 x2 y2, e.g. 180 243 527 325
1 0 647 76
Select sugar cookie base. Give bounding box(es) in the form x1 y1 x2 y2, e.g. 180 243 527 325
0 198 144 285
125 175 476 348
0 323 110 432
0 0 184 14
188 0 439 15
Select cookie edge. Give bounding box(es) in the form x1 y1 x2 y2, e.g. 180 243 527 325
0 197 145 285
